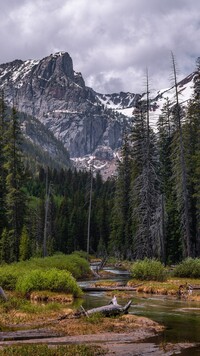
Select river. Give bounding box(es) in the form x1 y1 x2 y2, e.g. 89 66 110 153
78 267 200 355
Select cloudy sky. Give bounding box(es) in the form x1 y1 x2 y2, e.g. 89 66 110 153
0 0 199 93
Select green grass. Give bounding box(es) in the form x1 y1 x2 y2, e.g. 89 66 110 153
0 296 63 314
86 312 104 324
0 344 106 356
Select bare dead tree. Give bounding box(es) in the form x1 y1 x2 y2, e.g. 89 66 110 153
87 168 93 255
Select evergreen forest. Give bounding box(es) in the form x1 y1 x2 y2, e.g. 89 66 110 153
0 57 200 265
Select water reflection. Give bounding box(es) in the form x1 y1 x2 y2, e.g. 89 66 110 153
78 269 200 346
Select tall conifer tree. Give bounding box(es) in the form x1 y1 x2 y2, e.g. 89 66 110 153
4 106 26 261
109 132 132 259
170 53 192 257
131 72 160 259
183 57 200 255
0 92 7 236
157 99 181 263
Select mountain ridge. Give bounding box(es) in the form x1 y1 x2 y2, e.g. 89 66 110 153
0 51 195 177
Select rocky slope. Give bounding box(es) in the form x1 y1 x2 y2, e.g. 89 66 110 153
20 112 71 170
8 108 71 170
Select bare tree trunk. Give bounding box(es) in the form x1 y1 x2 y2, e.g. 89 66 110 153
87 170 93 255
145 69 153 257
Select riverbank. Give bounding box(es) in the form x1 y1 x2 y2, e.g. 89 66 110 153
89 277 200 301
0 311 198 355
1 259 200 355
0 303 162 353
1 290 200 355
0 310 164 354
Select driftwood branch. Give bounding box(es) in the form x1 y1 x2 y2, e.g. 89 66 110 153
85 299 132 317
80 305 89 318
0 287 8 301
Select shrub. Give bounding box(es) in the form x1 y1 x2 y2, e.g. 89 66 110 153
173 258 200 278
0 253 90 292
72 250 89 260
16 268 82 297
28 253 90 279
130 258 167 281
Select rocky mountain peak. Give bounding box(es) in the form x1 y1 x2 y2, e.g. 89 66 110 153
0 51 195 178
0 52 130 174
33 51 79 84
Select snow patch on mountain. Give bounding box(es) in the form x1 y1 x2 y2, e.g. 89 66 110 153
148 73 195 129
96 73 195 130
0 59 39 89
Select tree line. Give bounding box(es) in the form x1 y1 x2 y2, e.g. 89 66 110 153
0 92 115 262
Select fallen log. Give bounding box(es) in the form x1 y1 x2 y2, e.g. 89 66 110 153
0 328 62 341
58 298 132 320
85 299 132 317
81 286 137 292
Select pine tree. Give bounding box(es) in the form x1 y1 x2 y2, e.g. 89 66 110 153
4 106 27 261
109 132 132 259
19 226 30 261
131 74 160 259
0 228 10 263
182 57 200 255
0 92 7 236
192 58 200 254
170 53 192 257
157 98 181 263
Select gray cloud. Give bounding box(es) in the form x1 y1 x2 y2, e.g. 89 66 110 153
0 0 199 93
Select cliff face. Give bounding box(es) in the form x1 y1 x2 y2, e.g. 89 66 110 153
0 52 130 159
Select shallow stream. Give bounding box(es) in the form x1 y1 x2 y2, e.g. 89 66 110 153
78 267 200 355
